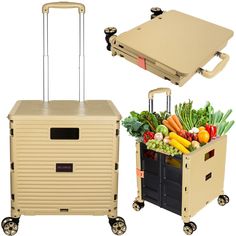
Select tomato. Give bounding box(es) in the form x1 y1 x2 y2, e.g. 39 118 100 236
198 130 210 143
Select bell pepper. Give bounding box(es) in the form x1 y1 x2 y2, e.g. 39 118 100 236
205 124 217 139
143 131 155 144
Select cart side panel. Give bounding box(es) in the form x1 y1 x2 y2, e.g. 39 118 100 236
108 120 120 218
182 136 227 221
11 119 118 216
135 142 144 202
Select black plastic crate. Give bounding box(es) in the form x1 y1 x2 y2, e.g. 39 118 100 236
140 143 183 215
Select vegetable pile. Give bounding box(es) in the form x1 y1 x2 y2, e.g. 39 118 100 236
122 101 234 156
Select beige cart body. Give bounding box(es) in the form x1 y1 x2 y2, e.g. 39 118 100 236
107 10 233 86
133 88 229 235
2 2 127 236
9 100 121 219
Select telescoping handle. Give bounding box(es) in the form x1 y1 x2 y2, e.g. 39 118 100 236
42 2 85 102
148 88 171 113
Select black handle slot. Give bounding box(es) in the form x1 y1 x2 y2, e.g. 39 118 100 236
205 149 215 161
50 128 79 140
56 163 73 172
205 172 212 181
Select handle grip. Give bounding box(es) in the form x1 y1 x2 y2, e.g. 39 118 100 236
43 1 85 13
148 88 171 99
148 88 171 113
199 52 229 79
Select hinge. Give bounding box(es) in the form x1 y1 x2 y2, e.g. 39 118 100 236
10 129 14 136
115 163 118 170
11 194 15 201
11 162 14 170
136 168 144 178
114 194 117 200
116 129 119 136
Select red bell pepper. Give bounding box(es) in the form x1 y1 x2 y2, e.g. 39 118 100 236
143 131 155 144
205 124 217 139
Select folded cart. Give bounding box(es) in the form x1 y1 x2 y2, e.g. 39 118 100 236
132 88 229 235
1 2 126 235
105 8 233 86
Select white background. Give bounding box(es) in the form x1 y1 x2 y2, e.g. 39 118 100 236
0 0 235 235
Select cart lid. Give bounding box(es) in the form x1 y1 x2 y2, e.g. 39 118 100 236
8 100 121 121
115 10 233 74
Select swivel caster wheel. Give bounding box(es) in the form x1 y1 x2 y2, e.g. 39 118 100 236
1 217 19 236
109 217 127 235
104 27 117 51
218 195 229 206
183 222 197 235
150 7 163 19
132 201 144 211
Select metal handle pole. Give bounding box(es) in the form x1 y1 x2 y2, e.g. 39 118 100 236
79 12 85 102
43 12 49 102
42 6 85 102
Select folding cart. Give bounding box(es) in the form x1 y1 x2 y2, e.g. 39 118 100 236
132 88 229 235
1 2 126 235
104 7 233 86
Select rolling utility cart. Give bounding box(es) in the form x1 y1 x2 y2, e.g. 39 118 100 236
133 88 229 235
104 7 233 86
1 2 126 236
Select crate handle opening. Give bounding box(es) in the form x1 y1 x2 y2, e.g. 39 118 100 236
205 149 215 161
50 128 79 140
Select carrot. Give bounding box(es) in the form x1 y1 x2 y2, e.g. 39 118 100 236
171 114 183 130
162 120 177 132
167 116 181 132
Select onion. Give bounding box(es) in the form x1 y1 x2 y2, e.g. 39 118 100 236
154 132 163 141
192 140 200 149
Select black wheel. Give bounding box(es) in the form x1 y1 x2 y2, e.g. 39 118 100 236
150 7 163 19
189 222 197 231
2 220 18 236
109 217 127 235
104 27 117 35
104 27 117 51
218 195 230 206
132 201 144 211
1 217 19 236
183 223 194 235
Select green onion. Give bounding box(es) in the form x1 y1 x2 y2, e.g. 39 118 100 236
223 120 235 135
